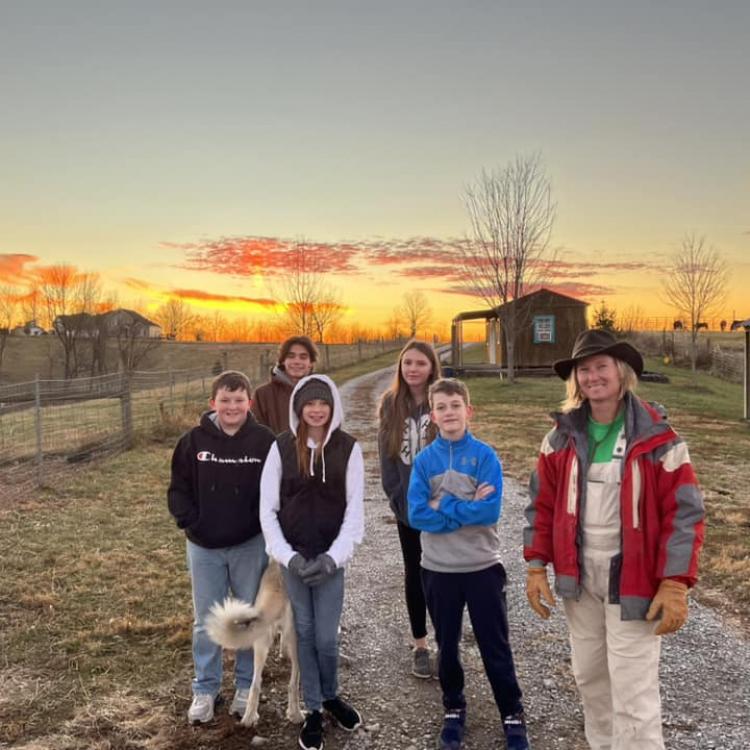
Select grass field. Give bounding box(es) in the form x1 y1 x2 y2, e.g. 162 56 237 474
0 351 748 748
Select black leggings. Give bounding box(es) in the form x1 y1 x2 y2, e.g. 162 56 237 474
396 520 429 640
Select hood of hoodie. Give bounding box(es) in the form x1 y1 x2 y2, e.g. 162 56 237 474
288 373 343 447
271 365 295 388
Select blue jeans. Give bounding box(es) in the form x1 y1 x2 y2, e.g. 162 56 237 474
282 566 345 712
187 534 267 696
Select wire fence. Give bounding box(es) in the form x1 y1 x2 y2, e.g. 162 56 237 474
0 340 401 504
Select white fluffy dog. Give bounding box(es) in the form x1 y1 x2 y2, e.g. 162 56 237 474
206 560 304 727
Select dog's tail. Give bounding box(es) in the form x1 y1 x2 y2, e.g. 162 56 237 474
205 597 263 650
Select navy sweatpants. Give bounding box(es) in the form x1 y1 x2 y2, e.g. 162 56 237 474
422 563 523 717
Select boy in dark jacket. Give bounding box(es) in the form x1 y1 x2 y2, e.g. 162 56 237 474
168 370 275 724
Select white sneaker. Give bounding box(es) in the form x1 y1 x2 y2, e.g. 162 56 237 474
188 693 215 724
229 687 251 717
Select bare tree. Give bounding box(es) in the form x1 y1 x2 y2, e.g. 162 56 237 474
153 298 197 340
397 291 433 338
270 240 343 341
38 264 102 378
662 234 730 374
458 154 556 382
0 285 19 373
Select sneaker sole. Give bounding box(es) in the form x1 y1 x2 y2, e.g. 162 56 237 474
298 736 324 750
326 713 362 732
412 668 432 679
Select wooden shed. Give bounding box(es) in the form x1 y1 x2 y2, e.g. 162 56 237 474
451 288 588 374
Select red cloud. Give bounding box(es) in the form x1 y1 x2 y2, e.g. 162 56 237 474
170 288 278 308
0 253 38 284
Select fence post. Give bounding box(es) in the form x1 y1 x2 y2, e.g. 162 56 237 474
120 372 133 448
222 350 229 371
169 366 175 414
357 339 362 361
34 373 43 485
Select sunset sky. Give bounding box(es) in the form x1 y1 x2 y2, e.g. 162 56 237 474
1 1 748 335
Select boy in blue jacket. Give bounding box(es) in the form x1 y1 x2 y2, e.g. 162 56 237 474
408 378 530 750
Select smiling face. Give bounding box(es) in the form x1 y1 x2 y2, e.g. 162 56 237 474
575 354 622 407
283 344 314 382
430 391 473 441
400 347 434 395
210 386 250 435
300 398 332 429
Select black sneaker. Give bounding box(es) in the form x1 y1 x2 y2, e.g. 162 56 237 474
437 708 466 750
322 696 362 731
503 711 530 750
299 710 324 750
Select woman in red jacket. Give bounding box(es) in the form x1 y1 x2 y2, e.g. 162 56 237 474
523 329 704 750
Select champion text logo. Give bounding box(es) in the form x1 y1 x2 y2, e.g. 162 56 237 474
196 451 261 464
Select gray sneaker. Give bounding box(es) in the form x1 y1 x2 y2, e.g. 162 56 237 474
229 687 250 717
187 693 215 724
412 647 431 679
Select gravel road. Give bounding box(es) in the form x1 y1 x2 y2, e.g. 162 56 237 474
333 367 750 750
174 366 750 750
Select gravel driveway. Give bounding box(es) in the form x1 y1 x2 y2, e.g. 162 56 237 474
332 367 750 750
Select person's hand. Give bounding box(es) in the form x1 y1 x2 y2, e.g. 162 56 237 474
646 579 689 635
472 482 495 501
302 553 337 587
287 553 311 578
526 566 555 619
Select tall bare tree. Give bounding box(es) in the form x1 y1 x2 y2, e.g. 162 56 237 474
397 290 433 339
271 240 343 341
458 154 556 381
38 264 102 378
662 234 729 374
0 285 20 373
153 298 197 341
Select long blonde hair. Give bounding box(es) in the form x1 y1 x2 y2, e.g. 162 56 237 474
378 340 441 459
561 358 638 413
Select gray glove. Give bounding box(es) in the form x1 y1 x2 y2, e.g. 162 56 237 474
302 553 337 587
287 553 310 578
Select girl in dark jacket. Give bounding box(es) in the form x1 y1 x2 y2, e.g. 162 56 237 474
260 374 364 750
377 340 441 678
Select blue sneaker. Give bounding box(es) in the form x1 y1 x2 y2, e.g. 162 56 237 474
503 711 530 750
437 708 466 750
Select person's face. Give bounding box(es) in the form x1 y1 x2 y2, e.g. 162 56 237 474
283 344 313 381
301 399 331 429
430 391 472 440
400 348 433 391
210 387 250 434
575 354 621 405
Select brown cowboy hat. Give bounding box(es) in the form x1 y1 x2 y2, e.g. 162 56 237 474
553 329 644 380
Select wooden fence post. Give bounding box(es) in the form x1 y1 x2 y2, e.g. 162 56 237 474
120 373 133 448
34 374 43 485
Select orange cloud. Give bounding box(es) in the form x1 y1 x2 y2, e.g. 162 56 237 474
170 288 278 309
0 253 38 284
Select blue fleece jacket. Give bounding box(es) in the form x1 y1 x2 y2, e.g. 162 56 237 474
408 430 504 573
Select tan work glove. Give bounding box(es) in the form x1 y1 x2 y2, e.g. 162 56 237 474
646 579 689 635
526 566 555 619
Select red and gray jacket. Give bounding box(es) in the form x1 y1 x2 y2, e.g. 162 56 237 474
523 393 704 620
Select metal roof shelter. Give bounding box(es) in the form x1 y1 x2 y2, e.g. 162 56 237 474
450 289 588 376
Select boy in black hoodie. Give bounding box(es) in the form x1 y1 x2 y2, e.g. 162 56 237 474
168 370 275 724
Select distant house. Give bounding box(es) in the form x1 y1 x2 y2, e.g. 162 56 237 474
451 288 589 374
11 320 46 336
102 309 162 339
52 310 162 339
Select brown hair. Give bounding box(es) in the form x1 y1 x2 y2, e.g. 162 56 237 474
295 407 332 477
378 340 441 459
561 358 638 413
211 370 251 399
428 377 471 407
277 336 319 368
